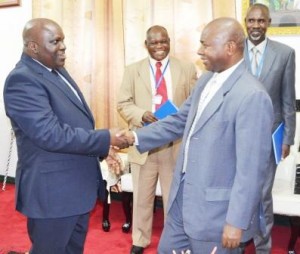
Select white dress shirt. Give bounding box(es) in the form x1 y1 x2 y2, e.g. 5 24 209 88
148 56 173 112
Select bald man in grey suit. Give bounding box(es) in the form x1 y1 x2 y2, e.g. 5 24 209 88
120 17 274 254
244 4 296 254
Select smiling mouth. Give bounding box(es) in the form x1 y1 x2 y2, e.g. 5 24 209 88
58 54 66 60
155 50 165 55
250 32 262 40
201 58 208 64
251 30 261 36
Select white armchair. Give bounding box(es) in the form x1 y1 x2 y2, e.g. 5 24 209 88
101 152 162 197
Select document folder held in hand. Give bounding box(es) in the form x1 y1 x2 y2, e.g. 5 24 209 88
272 122 284 165
154 99 178 120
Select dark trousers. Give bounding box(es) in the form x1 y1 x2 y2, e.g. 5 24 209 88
28 213 89 254
102 180 132 224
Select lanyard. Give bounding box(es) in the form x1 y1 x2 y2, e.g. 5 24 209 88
150 60 170 90
248 41 267 77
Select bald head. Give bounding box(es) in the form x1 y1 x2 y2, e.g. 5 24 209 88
146 25 169 39
198 17 245 72
205 17 245 52
23 18 59 49
22 18 66 69
246 3 270 20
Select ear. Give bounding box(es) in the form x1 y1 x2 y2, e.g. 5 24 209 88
226 41 236 56
27 41 39 54
268 18 272 27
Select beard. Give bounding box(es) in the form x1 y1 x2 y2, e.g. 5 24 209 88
249 31 264 42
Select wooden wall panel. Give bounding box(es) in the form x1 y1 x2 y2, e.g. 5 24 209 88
212 0 236 18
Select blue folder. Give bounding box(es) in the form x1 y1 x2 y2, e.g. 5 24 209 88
272 122 284 165
154 99 178 119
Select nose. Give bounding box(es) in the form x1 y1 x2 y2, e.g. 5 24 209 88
252 20 260 28
59 41 66 50
155 42 164 48
197 45 204 56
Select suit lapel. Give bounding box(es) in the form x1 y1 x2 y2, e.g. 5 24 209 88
184 73 212 134
192 62 245 133
244 39 276 82
137 59 152 96
56 68 94 123
194 90 223 131
243 44 251 72
169 57 180 96
137 57 182 98
49 70 82 107
259 40 276 82
22 55 94 124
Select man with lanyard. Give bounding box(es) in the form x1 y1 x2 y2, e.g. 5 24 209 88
244 3 296 254
117 25 197 254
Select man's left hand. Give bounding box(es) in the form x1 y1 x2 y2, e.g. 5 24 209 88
282 144 290 159
222 223 242 249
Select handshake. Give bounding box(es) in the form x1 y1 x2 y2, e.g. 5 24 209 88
106 128 135 175
109 128 135 150
108 109 160 150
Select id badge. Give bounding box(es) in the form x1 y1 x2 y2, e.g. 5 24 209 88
153 94 162 105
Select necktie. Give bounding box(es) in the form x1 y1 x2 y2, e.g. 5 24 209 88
155 62 168 110
51 69 82 103
251 47 259 75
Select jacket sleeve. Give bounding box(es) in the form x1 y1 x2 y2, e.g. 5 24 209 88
4 72 110 157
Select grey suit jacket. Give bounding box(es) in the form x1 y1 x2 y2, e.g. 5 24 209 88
118 56 197 165
3 53 110 219
135 62 274 242
244 38 296 145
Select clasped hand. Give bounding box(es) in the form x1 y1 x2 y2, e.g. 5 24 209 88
106 128 135 174
109 128 134 149
105 147 123 175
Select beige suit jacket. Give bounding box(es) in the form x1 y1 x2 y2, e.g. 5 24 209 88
117 56 197 165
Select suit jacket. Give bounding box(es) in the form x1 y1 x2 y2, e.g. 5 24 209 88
3 53 110 219
244 38 296 144
135 62 274 242
117 56 197 165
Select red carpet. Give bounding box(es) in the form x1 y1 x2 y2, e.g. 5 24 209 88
0 183 299 254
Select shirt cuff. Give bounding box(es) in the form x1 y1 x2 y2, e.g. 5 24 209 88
132 131 139 146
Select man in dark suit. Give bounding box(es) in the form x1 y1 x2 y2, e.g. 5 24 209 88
117 25 197 254
244 4 296 254
121 17 274 254
3 18 128 254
